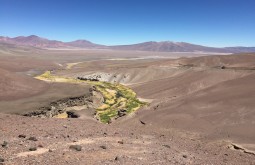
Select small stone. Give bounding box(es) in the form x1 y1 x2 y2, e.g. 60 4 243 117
100 145 107 149
66 111 80 118
220 66 226 69
0 157 4 163
117 141 124 144
183 155 188 158
49 149 53 152
114 156 119 161
1 141 8 148
162 144 171 149
69 145 82 151
139 120 146 125
28 137 38 141
29 147 37 151
18 134 26 138
38 144 43 148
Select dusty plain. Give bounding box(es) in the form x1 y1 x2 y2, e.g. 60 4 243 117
0 45 255 164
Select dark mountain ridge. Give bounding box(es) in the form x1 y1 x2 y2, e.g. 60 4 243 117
0 35 254 53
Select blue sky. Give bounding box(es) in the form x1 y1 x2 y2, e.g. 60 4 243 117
0 0 254 47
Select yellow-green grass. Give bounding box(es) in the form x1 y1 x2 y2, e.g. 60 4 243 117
35 71 147 123
87 81 147 123
66 62 83 70
35 71 83 83
54 112 68 118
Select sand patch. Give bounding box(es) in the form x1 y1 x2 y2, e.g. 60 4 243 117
16 148 49 157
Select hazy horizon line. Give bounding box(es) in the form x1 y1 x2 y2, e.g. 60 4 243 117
1 34 254 48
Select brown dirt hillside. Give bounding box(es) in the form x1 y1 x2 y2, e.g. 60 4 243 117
0 68 48 101
0 50 255 164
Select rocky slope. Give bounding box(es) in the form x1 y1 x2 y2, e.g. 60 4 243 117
0 113 254 164
23 86 103 119
1 49 255 164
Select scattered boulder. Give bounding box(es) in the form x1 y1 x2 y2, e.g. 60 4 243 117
28 137 38 141
66 111 80 118
183 155 188 158
114 156 119 161
29 147 37 151
1 141 8 148
220 66 226 69
18 134 26 138
140 120 146 125
100 145 107 149
0 156 4 163
159 135 165 138
24 94 94 118
38 144 43 148
162 144 171 149
117 140 124 144
69 145 82 151
117 109 127 117
78 76 99 81
154 104 160 110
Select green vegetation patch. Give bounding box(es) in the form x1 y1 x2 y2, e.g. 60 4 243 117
87 81 147 124
35 71 147 124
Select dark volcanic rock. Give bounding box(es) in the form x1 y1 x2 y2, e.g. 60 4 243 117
114 156 119 161
100 145 107 149
117 109 127 117
18 134 26 138
23 88 102 118
67 111 80 118
29 147 37 151
1 141 8 148
162 144 171 149
69 145 82 151
140 120 146 125
78 76 99 81
220 65 226 69
0 156 4 163
28 137 38 141
38 144 43 148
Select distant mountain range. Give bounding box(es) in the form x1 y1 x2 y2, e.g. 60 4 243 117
0 35 254 53
0 35 104 49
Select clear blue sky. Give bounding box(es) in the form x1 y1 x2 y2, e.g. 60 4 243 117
0 0 254 47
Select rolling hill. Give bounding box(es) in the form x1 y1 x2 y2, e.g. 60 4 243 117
0 35 254 53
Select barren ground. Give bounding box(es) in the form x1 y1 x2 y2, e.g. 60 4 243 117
0 47 254 164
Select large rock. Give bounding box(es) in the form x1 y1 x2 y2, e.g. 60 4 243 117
69 145 82 151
